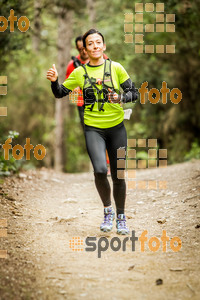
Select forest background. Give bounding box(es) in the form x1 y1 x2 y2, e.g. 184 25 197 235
0 0 199 175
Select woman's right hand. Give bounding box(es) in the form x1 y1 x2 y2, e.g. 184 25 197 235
46 64 58 82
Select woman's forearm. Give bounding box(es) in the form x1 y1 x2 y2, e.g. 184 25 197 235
51 79 72 98
120 79 138 103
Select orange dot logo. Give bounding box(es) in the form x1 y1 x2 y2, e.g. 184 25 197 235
69 237 84 252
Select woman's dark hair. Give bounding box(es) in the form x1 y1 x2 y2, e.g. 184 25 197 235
82 29 105 48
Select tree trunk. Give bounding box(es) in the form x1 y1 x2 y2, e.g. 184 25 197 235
54 7 73 172
32 0 41 52
87 0 96 27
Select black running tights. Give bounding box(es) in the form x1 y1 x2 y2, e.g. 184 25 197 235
84 121 127 215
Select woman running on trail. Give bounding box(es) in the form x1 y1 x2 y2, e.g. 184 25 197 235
46 29 138 235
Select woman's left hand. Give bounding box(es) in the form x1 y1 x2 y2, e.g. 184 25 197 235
108 88 121 103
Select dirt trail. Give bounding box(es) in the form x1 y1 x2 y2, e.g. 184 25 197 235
0 160 200 300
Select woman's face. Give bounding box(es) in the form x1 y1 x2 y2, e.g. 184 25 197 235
85 33 106 60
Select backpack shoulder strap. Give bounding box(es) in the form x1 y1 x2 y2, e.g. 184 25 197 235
71 56 82 68
103 59 115 91
103 58 111 79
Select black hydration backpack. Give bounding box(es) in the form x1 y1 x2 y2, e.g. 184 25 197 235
81 59 116 112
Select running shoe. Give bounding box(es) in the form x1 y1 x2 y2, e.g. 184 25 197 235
100 207 115 232
116 214 130 235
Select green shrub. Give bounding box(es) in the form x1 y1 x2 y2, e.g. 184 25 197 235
184 141 200 161
0 131 23 176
